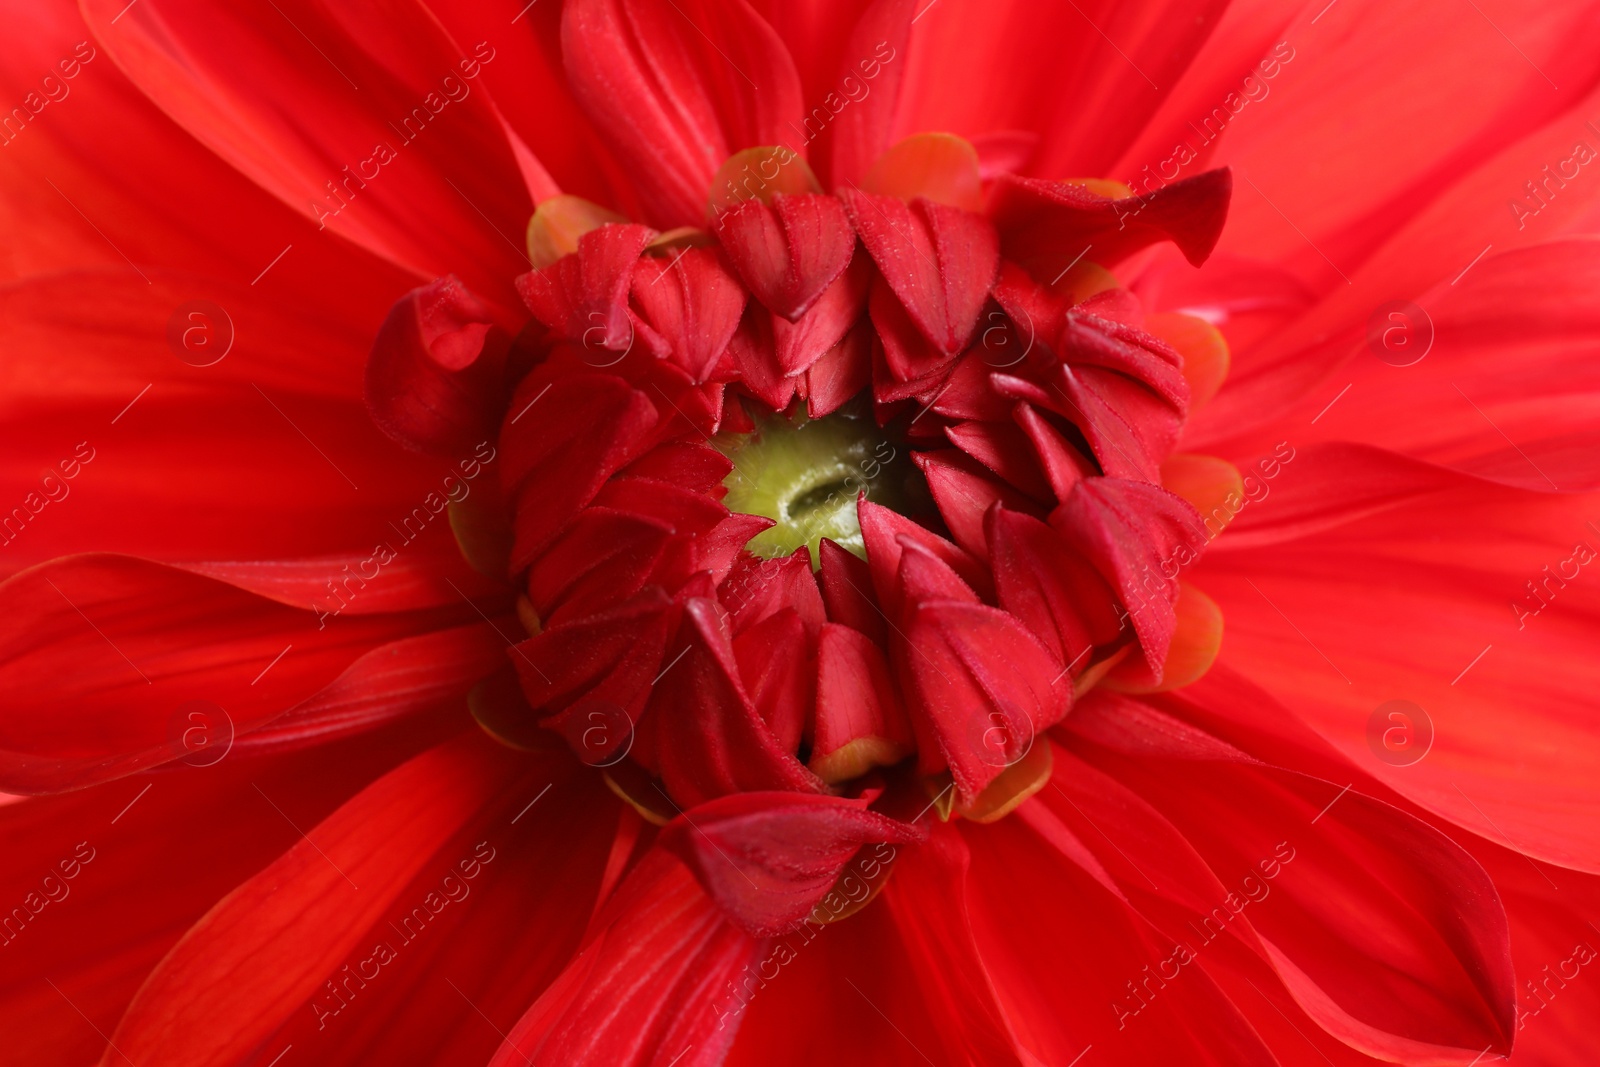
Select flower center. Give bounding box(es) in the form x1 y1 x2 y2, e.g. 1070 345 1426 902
716 404 921 564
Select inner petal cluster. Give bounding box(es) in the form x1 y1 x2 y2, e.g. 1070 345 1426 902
491 134 1233 823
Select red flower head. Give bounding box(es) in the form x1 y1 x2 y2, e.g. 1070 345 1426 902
4 0 1600 1064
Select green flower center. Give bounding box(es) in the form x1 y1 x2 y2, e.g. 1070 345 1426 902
718 408 917 565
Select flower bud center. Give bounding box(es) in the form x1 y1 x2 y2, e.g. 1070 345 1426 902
717 407 918 564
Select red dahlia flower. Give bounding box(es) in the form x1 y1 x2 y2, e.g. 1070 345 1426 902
4 0 1600 1063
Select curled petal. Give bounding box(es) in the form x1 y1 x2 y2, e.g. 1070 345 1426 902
660 791 925 937
989 168 1232 269
365 276 508 456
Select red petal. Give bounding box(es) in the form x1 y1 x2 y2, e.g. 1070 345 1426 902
949 815 1284 1066
988 507 1122 668
0 721 442 1066
512 590 673 711
1290 240 1600 492
261 769 622 1066
234 623 506 756
105 733 524 1067
868 277 954 383
1013 402 1095 501
652 599 824 806
182 533 501 618
841 190 1000 356
816 537 887 644
688 514 775 587
1052 477 1207 681
82 0 539 311
364 276 509 457
716 193 855 320
0 275 449 568
989 168 1233 269
1199 447 1600 874
732 610 813 753
492 851 759 1067
561 0 805 228
527 509 675 625
621 442 734 493
721 550 826 637
728 307 797 411
802 320 874 417
774 254 871 374
914 450 1043 559
517 224 655 352
630 248 747 382
501 370 659 567
858 498 992 611
0 554 460 793
1058 313 1190 413
660 791 924 937
945 419 1055 502
928 351 1014 422
895 537 981 606
592 476 729 537
877 826 1032 1066
900 599 1067 799
997 364 1173 483
1062 692 1518 1063
822 0 917 187
720 885 947 1066
812 622 915 767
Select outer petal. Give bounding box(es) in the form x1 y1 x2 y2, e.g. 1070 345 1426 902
81 0 538 311
1290 240 1600 491
0 724 439 1067
887 820 1280 1066
0 554 473 793
492 849 762 1067
236 765 622 1067
1201 446 1600 874
416 0 628 209
560 0 805 228
1210 0 1600 293
101 732 524 1067
229 623 507 757
1056 690 1517 1064
1200 66 1600 442
0 273 454 570
897 0 1231 176
722 889 950 1067
0 0 416 313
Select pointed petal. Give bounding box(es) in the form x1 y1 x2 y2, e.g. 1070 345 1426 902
841 190 999 356
716 193 855 320
900 599 1067 800
1061 692 1518 1063
1051 477 1208 682
631 247 748 382
652 599 823 807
